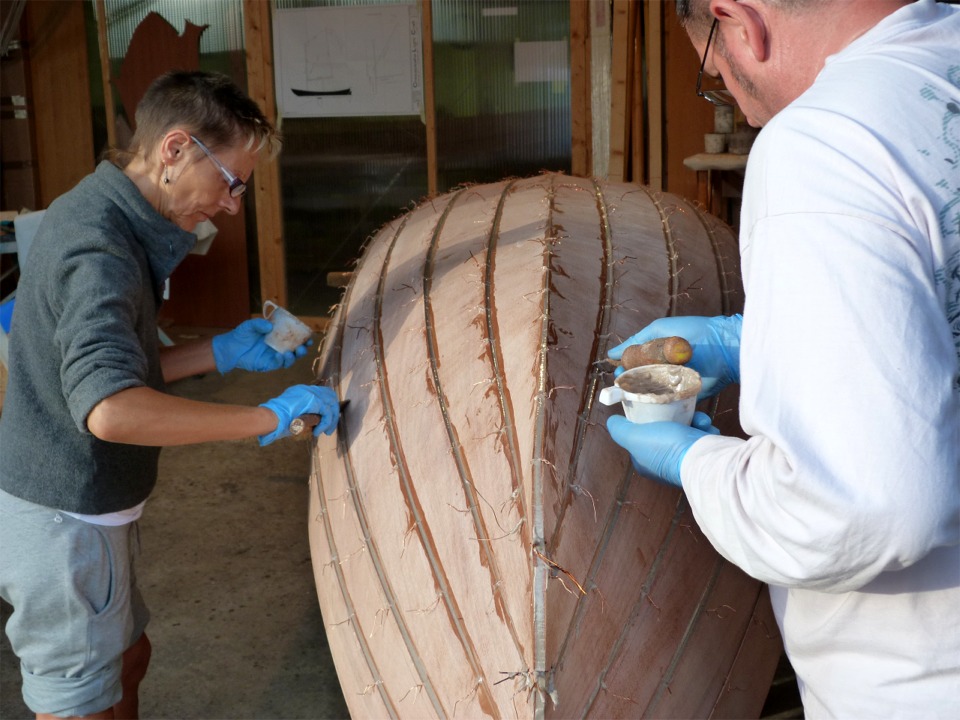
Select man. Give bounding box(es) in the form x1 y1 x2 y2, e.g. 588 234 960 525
606 0 959 716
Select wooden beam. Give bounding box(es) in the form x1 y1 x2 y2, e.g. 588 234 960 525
608 0 631 181
298 316 332 333
631 0 645 184
93 0 117 149
421 0 438 196
643 0 663 191
664 2 713 201
243 0 287 307
569 0 591 178
25 0 95 206
326 271 353 288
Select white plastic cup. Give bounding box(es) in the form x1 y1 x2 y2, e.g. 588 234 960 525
262 301 312 353
598 364 702 425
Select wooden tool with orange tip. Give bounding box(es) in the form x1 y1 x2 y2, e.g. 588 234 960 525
617 336 693 370
289 400 350 439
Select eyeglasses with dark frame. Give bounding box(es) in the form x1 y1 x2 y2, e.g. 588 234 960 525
696 18 735 107
190 135 246 198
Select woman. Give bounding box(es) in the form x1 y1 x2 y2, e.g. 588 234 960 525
0 71 339 719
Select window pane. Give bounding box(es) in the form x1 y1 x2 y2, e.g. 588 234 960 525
432 0 571 188
279 114 427 317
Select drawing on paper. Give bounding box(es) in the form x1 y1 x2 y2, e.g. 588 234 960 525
273 3 422 118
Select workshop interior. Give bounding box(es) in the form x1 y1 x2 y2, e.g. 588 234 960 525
0 1 801 719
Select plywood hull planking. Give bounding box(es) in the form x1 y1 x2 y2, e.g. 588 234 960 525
309 174 781 718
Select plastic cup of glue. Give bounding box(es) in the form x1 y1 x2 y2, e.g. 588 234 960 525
262 301 313 353
598 364 702 425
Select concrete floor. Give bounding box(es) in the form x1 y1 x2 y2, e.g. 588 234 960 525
1 328 350 719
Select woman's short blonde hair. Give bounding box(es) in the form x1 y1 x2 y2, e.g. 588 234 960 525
116 70 281 165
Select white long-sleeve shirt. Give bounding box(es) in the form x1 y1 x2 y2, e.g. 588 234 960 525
681 1 960 715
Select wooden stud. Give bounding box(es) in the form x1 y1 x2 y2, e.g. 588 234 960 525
608 0 631 181
570 0 591 178
643 0 663 191
421 0 438 197
326 271 354 288
631 0 645 184
93 0 117 149
243 0 287 307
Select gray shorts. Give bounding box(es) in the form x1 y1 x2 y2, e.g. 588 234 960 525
0 488 150 717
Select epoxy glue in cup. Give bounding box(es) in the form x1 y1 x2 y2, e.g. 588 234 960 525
598 364 702 425
262 300 313 353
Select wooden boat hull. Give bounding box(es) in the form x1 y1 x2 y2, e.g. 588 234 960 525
309 174 782 718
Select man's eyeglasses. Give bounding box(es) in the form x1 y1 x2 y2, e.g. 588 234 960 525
696 19 735 107
190 135 246 198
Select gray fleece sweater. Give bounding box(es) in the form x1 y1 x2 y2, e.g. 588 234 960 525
0 162 198 514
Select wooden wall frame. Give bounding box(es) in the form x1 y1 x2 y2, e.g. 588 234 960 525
18 0 713 330
244 0 712 328
243 0 286 311
569 0 591 178
644 0 664 190
421 0 438 197
608 0 633 182
244 0 440 329
241 0 438 328
607 0 712 203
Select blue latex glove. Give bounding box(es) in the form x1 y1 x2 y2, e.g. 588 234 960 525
606 412 718 487
211 318 310 374
690 411 721 436
608 315 742 400
258 385 340 446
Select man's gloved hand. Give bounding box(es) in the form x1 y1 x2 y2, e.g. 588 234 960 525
259 385 340 446
690 411 721 436
606 411 717 487
608 315 742 400
212 318 310 374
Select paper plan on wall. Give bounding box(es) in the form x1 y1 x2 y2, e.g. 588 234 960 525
273 3 423 118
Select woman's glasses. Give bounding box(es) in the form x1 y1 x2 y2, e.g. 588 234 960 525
190 135 246 198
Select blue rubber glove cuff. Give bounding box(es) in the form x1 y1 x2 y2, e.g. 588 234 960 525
606 415 710 487
259 385 340 446
212 318 309 374
709 313 742 390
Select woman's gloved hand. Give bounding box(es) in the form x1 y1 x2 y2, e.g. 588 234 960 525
211 318 310 374
608 314 742 400
258 385 340 446
605 411 717 487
